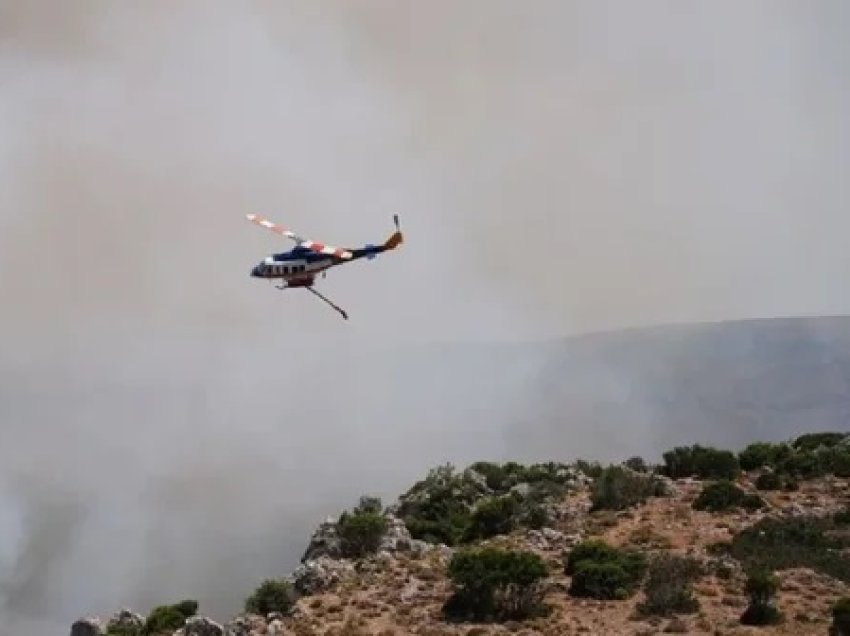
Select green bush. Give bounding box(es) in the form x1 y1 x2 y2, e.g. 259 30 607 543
793 432 847 452
741 493 767 511
337 507 388 558
661 445 740 480
574 459 604 480
443 547 548 622
141 600 197 635
244 578 297 615
467 461 575 494
569 561 635 600
831 597 850 635
773 438 850 480
590 465 666 512
636 554 702 617
755 472 782 491
740 569 783 626
353 495 383 515
522 504 549 530
398 464 489 545
464 495 520 541
738 442 793 471
399 461 575 545
692 480 763 513
729 516 850 583
566 540 646 599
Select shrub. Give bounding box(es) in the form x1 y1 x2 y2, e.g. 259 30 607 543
741 493 767 511
467 461 575 494
661 445 740 480
566 540 647 599
755 471 781 491
773 437 850 480
569 561 635 600
353 495 383 515
728 516 850 583
692 480 763 513
141 600 197 635
244 579 297 615
565 540 621 575
401 460 575 544
636 554 702 617
738 441 794 471
464 495 521 541
443 547 548 622
831 597 850 635
398 464 482 545
624 456 648 473
337 506 388 558
782 477 800 491
590 465 666 511
740 569 783 625
523 479 570 505
522 504 549 530
793 432 847 452
574 459 604 480
835 508 850 525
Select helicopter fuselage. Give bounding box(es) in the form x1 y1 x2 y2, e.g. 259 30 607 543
249 243 384 284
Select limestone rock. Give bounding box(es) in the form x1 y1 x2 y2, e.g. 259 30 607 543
379 514 414 553
223 614 266 636
175 616 225 636
300 516 342 562
292 555 356 595
106 609 144 633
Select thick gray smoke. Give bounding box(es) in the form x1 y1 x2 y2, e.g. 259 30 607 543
1 1 849 633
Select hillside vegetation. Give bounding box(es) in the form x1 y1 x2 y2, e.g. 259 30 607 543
72 430 850 635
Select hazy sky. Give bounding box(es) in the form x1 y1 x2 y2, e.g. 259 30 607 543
1 1 849 632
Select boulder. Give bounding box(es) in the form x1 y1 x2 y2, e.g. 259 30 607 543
267 617 287 635
175 616 224 636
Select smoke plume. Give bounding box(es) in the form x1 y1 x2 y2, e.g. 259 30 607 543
1 1 849 632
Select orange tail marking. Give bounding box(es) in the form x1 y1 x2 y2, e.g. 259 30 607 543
384 230 403 250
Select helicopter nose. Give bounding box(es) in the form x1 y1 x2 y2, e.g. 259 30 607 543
250 265 261 277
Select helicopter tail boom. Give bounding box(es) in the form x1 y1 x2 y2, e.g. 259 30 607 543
383 214 403 251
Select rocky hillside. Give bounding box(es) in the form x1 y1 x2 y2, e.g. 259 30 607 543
72 431 850 635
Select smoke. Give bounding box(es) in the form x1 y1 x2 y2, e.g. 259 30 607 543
1 1 849 632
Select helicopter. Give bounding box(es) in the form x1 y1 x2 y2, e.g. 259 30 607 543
245 212 404 320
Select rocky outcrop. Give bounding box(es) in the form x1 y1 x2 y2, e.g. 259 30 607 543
295 511 439 596
106 609 144 633
300 516 342 562
292 555 356 595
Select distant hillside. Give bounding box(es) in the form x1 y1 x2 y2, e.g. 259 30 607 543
503 315 850 463
374 315 850 466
